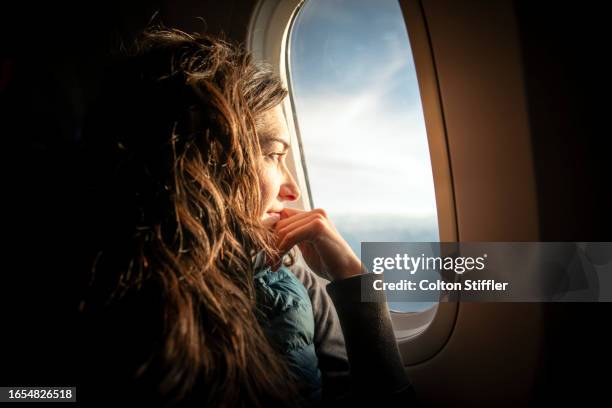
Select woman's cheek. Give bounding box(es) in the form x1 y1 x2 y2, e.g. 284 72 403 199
258 163 277 213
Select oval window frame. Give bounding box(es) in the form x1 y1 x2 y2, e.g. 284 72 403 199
247 0 459 365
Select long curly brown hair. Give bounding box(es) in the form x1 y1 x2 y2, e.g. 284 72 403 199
79 27 297 407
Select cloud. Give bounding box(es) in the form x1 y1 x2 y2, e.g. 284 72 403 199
293 75 437 215
289 0 438 218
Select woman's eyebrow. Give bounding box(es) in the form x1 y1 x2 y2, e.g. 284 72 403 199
261 136 290 151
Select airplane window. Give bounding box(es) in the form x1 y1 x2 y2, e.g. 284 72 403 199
288 0 439 313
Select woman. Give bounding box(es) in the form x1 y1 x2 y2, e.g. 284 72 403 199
77 27 415 407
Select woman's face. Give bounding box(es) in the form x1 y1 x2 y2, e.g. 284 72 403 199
257 104 301 227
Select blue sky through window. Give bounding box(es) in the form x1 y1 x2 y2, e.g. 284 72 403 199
289 0 438 312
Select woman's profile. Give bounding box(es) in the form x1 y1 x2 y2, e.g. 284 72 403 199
77 26 416 407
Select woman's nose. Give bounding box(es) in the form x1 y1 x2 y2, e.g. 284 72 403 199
279 171 301 202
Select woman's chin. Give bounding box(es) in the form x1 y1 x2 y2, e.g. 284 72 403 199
261 212 281 227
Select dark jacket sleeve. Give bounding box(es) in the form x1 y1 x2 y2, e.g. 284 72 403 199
324 272 419 407
290 259 352 402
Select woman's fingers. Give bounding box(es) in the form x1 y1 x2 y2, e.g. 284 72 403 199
287 207 328 219
275 209 309 230
275 207 309 228
275 211 325 237
279 207 305 217
272 207 363 280
275 210 330 248
276 217 328 253
276 207 328 230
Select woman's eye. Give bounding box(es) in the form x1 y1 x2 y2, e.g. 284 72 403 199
266 152 286 162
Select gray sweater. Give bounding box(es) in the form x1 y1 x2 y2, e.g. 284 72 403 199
289 254 417 406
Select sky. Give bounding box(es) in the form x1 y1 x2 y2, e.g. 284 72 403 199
289 0 439 220
289 0 439 312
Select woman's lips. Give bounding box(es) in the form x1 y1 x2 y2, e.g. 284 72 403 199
262 211 281 226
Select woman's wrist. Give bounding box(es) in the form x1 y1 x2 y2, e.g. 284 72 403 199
332 258 367 281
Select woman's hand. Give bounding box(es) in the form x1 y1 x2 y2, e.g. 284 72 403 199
274 208 364 281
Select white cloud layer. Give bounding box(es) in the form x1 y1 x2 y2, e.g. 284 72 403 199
292 50 438 217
